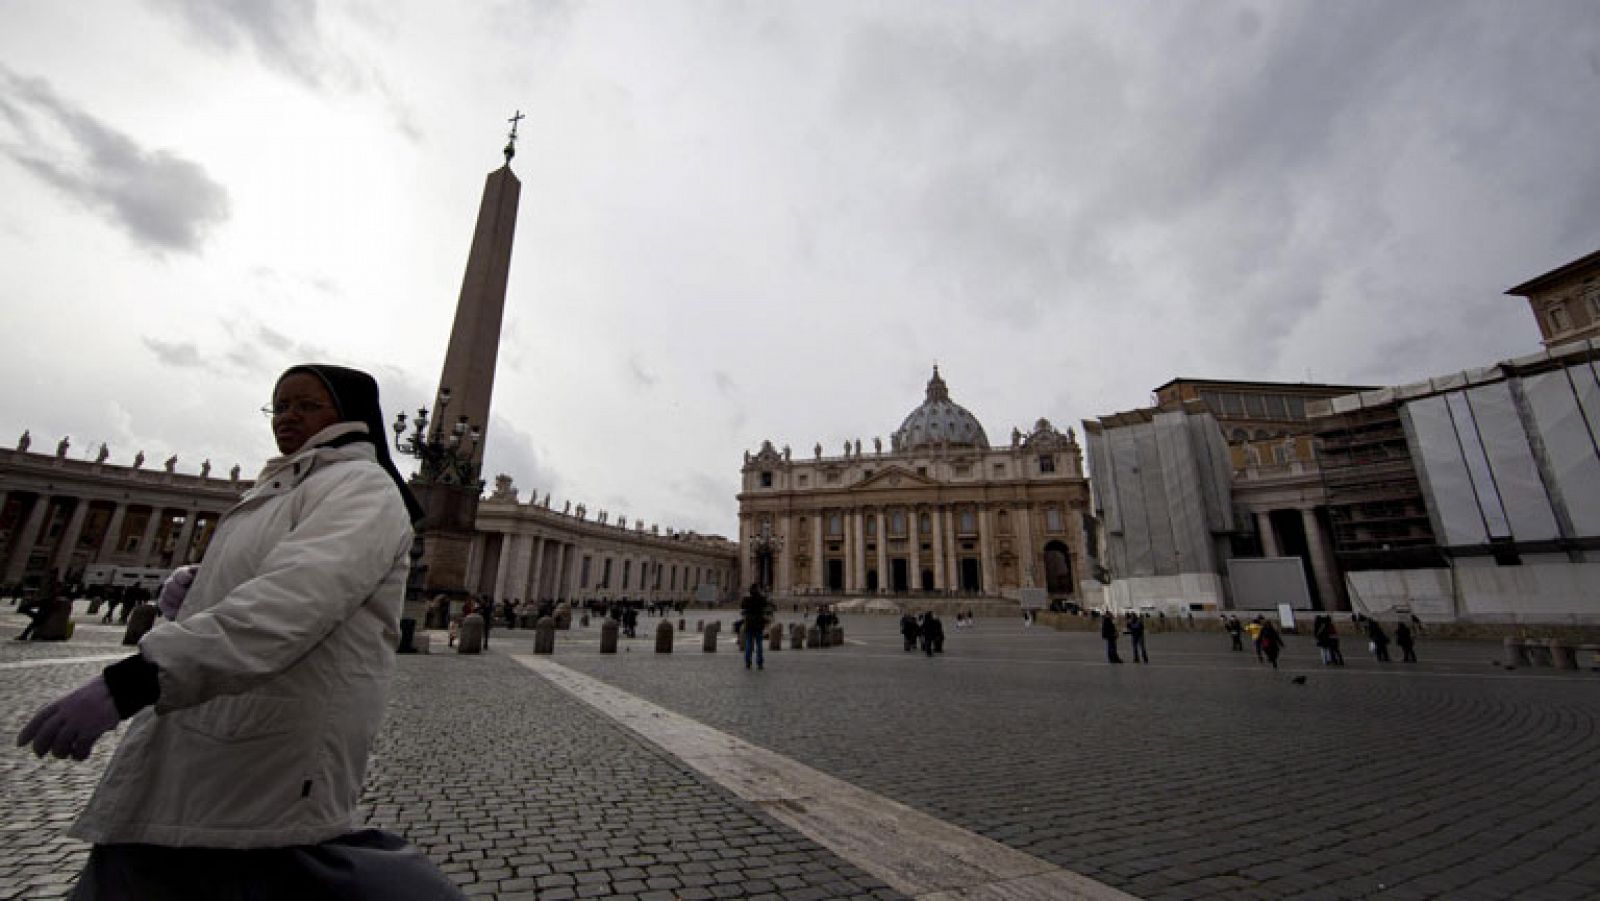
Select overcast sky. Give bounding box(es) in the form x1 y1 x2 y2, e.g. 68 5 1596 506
2 1 1597 538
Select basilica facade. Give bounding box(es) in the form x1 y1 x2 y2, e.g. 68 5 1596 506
737 368 1093 604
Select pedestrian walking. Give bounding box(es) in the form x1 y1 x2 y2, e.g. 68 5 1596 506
14 364 463 899
1367 619 1391 662
740 583 770 670
1247 616 1265 662
1225 615 1243 651
1127 612 1149 663
900 612 919 652
1258 620 1284 670
1395 622 1417 663
1100 612 1123 663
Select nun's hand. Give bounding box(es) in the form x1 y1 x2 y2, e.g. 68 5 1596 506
157 565 199 621
16 676 121 761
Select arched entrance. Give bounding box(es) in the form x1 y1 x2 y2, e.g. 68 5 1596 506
959 558 982 592
1043 541 1074 594
827 559 844 591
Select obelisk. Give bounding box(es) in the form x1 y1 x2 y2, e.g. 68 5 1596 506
414 115 523 601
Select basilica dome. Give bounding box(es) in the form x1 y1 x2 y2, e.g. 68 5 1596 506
891 367 990 452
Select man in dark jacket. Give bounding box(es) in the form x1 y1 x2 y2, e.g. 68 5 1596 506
740 584 770 670
1100 612 1122 663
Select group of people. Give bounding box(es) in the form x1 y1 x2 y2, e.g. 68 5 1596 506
1098 611 1151 663
1225 612 1419 666
898 611 945 656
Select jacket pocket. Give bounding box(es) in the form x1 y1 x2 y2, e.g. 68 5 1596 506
172 695 303 742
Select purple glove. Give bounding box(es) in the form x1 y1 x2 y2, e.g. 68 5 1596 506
15 676 121 761
158 565 198 621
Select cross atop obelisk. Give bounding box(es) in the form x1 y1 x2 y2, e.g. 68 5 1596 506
504 109 525 164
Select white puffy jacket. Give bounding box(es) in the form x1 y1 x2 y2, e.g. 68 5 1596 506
70 424 413 848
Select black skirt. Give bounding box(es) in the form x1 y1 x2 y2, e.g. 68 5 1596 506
69 829 465 900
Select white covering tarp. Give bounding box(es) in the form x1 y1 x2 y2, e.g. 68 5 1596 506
1523 368 1600 537
1466 383 1558 542
1404 396 1488 546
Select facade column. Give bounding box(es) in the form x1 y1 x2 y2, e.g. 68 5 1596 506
813 514 824 591
875 509 888 593
909 508 921 592
1257 510 1281 557
95 503 127 564
853 509 867 592
778 514 792 596
1300 507 1342 610
170 509 199 567
561 543 576 601
4 495 51 582
52 498 91 573
1016 504 1036 588
943 507 959 592
135 507 164 567
979 506 998 596
510 534 533 602
738 516 753 594
930 504 945 591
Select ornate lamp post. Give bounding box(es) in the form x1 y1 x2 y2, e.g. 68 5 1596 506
749 522 785 595
391 387 485 635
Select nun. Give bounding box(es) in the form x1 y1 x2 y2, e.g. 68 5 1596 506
17 364 464 899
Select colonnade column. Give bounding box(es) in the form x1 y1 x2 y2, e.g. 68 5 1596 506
1300 507 1342 610
851 510 866 592
527 536 545 600
1256 511 1281 557
930 505 945 591
978 506 998 596
96 503 127 564
492 534 514 602
778 514 792 596
134 508 164 567
511 535 534 602
170 509 199 567
875 510 888 594
3 495 50 582
52 499 91 573
813 514 824 591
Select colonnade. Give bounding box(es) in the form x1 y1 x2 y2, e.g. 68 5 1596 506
0 489 229 583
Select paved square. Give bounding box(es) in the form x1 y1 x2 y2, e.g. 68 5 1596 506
3 606 1598 900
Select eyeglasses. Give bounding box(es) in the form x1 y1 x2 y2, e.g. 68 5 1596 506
261 400 333 418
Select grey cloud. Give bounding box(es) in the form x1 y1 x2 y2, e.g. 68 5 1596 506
151 0 329 88
481 415 562 503
0 69 230 255
627 355 658 388
143 337 204 369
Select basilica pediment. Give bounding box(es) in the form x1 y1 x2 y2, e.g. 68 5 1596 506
850 465 938 491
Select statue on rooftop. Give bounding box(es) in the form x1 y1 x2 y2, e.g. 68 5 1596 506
56 436 70 458
17 430 30 452
96 443 109 464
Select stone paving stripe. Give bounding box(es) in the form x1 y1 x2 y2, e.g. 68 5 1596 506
512 654 1137 901
0 655 124 671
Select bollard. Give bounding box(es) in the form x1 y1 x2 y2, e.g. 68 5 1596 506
457 614 485 654
768 623 783 651
1503 636 1528 667
702 620 720 652
1548 638 1577 671
554 603 572 630
600 619 619 653
122 604 159 646
656 619 674 653
1529 639 1554 668
534 616 556 655
831 626 844 646
807 626 821 649
789 623 805 649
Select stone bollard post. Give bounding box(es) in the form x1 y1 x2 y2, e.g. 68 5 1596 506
600 619 619 653
807 626 821 649
789 623 805 649
457 614 485 654
122 604 159 646
554 603 572 630
768 623 783 651
656 619 674 653
1548 638 1577 670
702 620 720 652
534 616 556 655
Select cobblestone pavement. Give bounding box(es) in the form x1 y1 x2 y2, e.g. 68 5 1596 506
3 603 1599 900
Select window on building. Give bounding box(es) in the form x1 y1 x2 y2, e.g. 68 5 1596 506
1245 394 1268 418
1549 303 1572 333
825 472 840 484
1266 395 1289 419
891 511 906 536
959 510 976 534
828 513 842 536
1038 454 1056 474
1220 393 1245 417
866 516 877 538
1199 390 1224 413
623 560 631 590
919 512 931 534
760 471 773 487
993 463 1005 476
601 559 612 589
1287 396 1307 419
954 464 972 477
798 475 808 487
917 466 927 477
1585 284 1600 321
1045 507 1063 532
